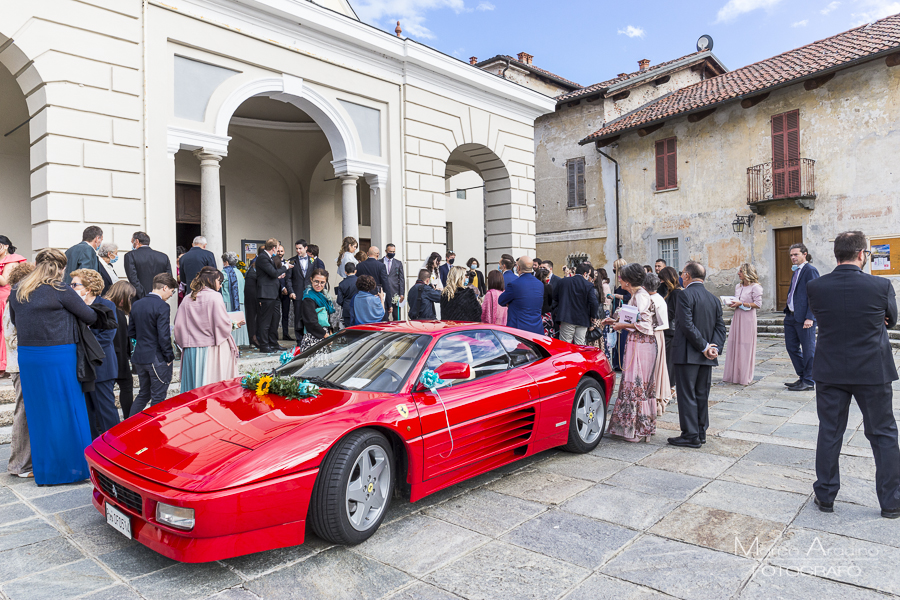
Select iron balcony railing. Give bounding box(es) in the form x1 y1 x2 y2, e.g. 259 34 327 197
747 158 816 204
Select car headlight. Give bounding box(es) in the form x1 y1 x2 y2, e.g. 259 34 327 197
156 503 195 531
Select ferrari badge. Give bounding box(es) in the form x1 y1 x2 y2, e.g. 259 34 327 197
396 404 409 419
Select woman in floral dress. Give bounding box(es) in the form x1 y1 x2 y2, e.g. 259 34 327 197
605 263 657 442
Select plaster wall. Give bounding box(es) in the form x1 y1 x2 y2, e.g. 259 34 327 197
604 59 900 304
604 68 702 122
0 62 31 256
477 61 572 97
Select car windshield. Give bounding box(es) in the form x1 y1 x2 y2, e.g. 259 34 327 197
275 330 431 393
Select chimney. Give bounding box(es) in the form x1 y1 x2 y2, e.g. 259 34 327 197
638 59 650 71
395 21 402 37
617 73 628 78
517 52 533 66
469 56 478 65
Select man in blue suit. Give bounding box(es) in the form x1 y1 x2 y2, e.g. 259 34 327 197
500 255 518 287
128 273 177 416
498 256 545 335
784 242 820 391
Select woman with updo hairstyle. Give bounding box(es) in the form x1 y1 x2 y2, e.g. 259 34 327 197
174 266 243 393
352 274 385 325
723 263 763 385
298 268 336 351
0 235 26 376
9 248 98 484
604 262 658 442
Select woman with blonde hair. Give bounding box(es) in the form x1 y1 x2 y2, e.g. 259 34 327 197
723 263 763 385
9 248 98 484
175 266 243 392
336 236 358 279
440 265 481 322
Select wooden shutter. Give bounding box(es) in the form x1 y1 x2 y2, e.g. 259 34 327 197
567 160 576 207
575 158 585 205
666 138 677 189
655 140 666 189
772 110 800 198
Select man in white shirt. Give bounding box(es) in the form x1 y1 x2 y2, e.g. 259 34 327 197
783 243 820 392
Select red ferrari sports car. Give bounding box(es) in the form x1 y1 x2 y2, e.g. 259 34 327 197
85 321 615 562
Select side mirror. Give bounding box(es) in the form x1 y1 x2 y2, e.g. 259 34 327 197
434 361 471 381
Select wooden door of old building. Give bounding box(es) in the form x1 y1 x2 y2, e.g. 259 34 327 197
774 226 802 310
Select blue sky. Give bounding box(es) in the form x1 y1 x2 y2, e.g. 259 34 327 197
352 0 900 88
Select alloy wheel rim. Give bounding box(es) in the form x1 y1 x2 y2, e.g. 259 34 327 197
345 444 391 531
575 387 603 444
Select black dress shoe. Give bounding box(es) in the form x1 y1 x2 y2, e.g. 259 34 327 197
789 382 815 392
814 497 834 513
784 379 801 387
882 507 900 519
700 437 706 444
668 436 701 449
282 335 294 341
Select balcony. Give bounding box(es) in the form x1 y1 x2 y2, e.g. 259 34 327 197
746 158 816 214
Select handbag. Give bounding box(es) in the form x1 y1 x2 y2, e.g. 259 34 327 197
585 327 603 343
316 306 331 328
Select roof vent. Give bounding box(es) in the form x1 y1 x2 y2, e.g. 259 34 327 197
638 59 650 71
517 52 533 66
470 56 478 65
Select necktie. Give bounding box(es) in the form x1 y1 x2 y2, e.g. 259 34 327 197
787 269 799 306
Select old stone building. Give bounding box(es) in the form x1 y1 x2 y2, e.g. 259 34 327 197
536 15 900 308
0 0 553 291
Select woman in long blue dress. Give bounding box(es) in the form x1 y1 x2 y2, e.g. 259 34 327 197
9 249 98 485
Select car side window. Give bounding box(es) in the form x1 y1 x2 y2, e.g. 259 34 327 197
425 330 511 385
493 331 544 367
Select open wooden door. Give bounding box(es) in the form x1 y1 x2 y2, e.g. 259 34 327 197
774 227 802 310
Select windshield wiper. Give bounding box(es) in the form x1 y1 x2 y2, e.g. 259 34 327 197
300 376 348 391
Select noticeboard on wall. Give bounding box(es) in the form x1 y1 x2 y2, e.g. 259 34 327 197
242 239 266 264
871 237 900 276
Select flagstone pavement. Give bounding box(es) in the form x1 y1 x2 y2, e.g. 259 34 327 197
2 340 900 600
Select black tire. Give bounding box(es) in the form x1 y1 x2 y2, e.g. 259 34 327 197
309 428 394 544
562 378 607 453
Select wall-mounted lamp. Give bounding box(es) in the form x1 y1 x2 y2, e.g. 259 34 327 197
731 214 754 233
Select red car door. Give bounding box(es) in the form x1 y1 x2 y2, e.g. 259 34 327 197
412 330 539 480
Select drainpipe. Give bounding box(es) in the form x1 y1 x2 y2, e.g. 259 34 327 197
595 147 621 259
501 58 511 79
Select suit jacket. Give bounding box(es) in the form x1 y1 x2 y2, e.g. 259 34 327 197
502 270 518 288
99 263 114 296
128 293 174 364
671 281 727 366
336 275 359 324
381 256 406 300
498 271 545 335
285 255 325 296
438 263 451 287
356 258 388 293
64 242 101 283
255 251 287 300
179 246 216 286
91 297 119 382
407 282 441 320
125 246 172 298
551 275 600 327
784 262 820 322
808 264 898 385
548 274 563 293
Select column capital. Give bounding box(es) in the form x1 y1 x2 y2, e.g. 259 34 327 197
193 149 224 164
339 173 361 182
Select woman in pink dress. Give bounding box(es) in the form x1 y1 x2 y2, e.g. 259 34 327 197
480 270 507 326
0 236 27 376
723 263 763 385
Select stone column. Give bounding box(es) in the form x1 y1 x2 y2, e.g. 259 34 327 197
365 173 386 249
195 150 224 266
340 174 359 241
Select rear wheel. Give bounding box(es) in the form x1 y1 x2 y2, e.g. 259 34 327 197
309 429 394 544
562 378 606 453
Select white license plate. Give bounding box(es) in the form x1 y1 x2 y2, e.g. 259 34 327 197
106 502 132 539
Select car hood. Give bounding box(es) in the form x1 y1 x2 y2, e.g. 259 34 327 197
100 379 359 482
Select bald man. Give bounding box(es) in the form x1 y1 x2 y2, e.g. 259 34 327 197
498 255 545 335
355 245 388 295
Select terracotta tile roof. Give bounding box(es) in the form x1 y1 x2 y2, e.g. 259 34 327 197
579 13 900 145
555 51 714 103
475 55 582 89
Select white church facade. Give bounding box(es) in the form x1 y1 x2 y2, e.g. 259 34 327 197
0 0 553 283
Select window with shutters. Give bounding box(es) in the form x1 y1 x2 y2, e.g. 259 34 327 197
654 137 677 190
771 110 800 198
566 158 586 207
658 238 679 270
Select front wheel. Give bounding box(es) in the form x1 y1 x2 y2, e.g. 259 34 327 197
309 428 394 544
562 378 606 453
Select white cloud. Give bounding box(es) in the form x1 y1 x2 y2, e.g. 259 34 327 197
617 25 646 38
792 19 809 26
821 1 840 14
715 0 782 23
851 0 900 24
476 1 495 10
354 0 469 39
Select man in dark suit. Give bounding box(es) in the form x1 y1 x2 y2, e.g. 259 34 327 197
541 260 563 292
128 273 177 416
336 262 359 327
64 225 103 283
356 246 388 294
381 243 405 320
552 263 600 345
256 238 289 353
179 236 217 286
438 251 455 287
124 231 172 298
808 231 900 517
407 269 442 319
498 256 545 335
669 261 727 448
783 242 820 391
275 244 293 341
